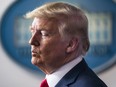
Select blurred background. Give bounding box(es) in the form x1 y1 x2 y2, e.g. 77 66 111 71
0 0 116 87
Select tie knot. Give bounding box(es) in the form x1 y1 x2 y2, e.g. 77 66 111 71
40 79 49 87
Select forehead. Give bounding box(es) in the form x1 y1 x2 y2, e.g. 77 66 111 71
32 17 58 30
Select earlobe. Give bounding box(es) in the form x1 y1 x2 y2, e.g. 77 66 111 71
66 38 78 53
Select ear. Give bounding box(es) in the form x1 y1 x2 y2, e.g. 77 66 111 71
66 38 79 53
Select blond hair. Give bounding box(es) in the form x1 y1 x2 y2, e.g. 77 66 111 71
25 2 90 55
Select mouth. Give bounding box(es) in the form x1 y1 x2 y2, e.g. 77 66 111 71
31 50 38 57
32 52 37 57
31 49 41 57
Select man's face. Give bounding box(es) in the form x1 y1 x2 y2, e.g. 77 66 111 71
29 18 68 74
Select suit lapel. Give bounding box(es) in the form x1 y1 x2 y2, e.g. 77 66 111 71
55 59 88 87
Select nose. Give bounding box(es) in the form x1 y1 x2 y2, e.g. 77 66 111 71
29 33 40 46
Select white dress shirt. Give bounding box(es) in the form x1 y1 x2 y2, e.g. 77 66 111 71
46 55 83 87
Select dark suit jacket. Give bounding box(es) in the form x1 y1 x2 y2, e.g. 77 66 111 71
55 59 107 87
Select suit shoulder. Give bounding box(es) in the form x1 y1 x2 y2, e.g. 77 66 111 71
73 68 108 87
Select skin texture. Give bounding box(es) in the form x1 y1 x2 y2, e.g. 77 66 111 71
27 2 90 75
29 18 77 74
26 3 107 87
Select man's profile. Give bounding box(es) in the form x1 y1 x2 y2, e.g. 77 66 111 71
25 2 107 87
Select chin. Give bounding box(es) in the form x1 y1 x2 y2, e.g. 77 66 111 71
31 57 42 66
31 57 37 65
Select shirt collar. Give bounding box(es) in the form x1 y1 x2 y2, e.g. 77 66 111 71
46 55 83 87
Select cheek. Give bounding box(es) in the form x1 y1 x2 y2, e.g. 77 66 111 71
40 38 58 51
39 37 67 60
41 42 57 55
43 41 66 59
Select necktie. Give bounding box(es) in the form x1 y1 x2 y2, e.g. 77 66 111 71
40 79 49 87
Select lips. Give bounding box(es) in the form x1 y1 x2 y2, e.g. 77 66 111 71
32 51 37 56
31 49 38 56
31 48 41 57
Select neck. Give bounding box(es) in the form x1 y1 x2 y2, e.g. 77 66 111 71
38 51 82 74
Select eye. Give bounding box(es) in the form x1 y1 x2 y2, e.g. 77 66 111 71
41 30 49 36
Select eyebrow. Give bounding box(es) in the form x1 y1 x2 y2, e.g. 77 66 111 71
29 25 48 31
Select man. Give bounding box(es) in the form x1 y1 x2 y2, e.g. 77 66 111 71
26 2 107 87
